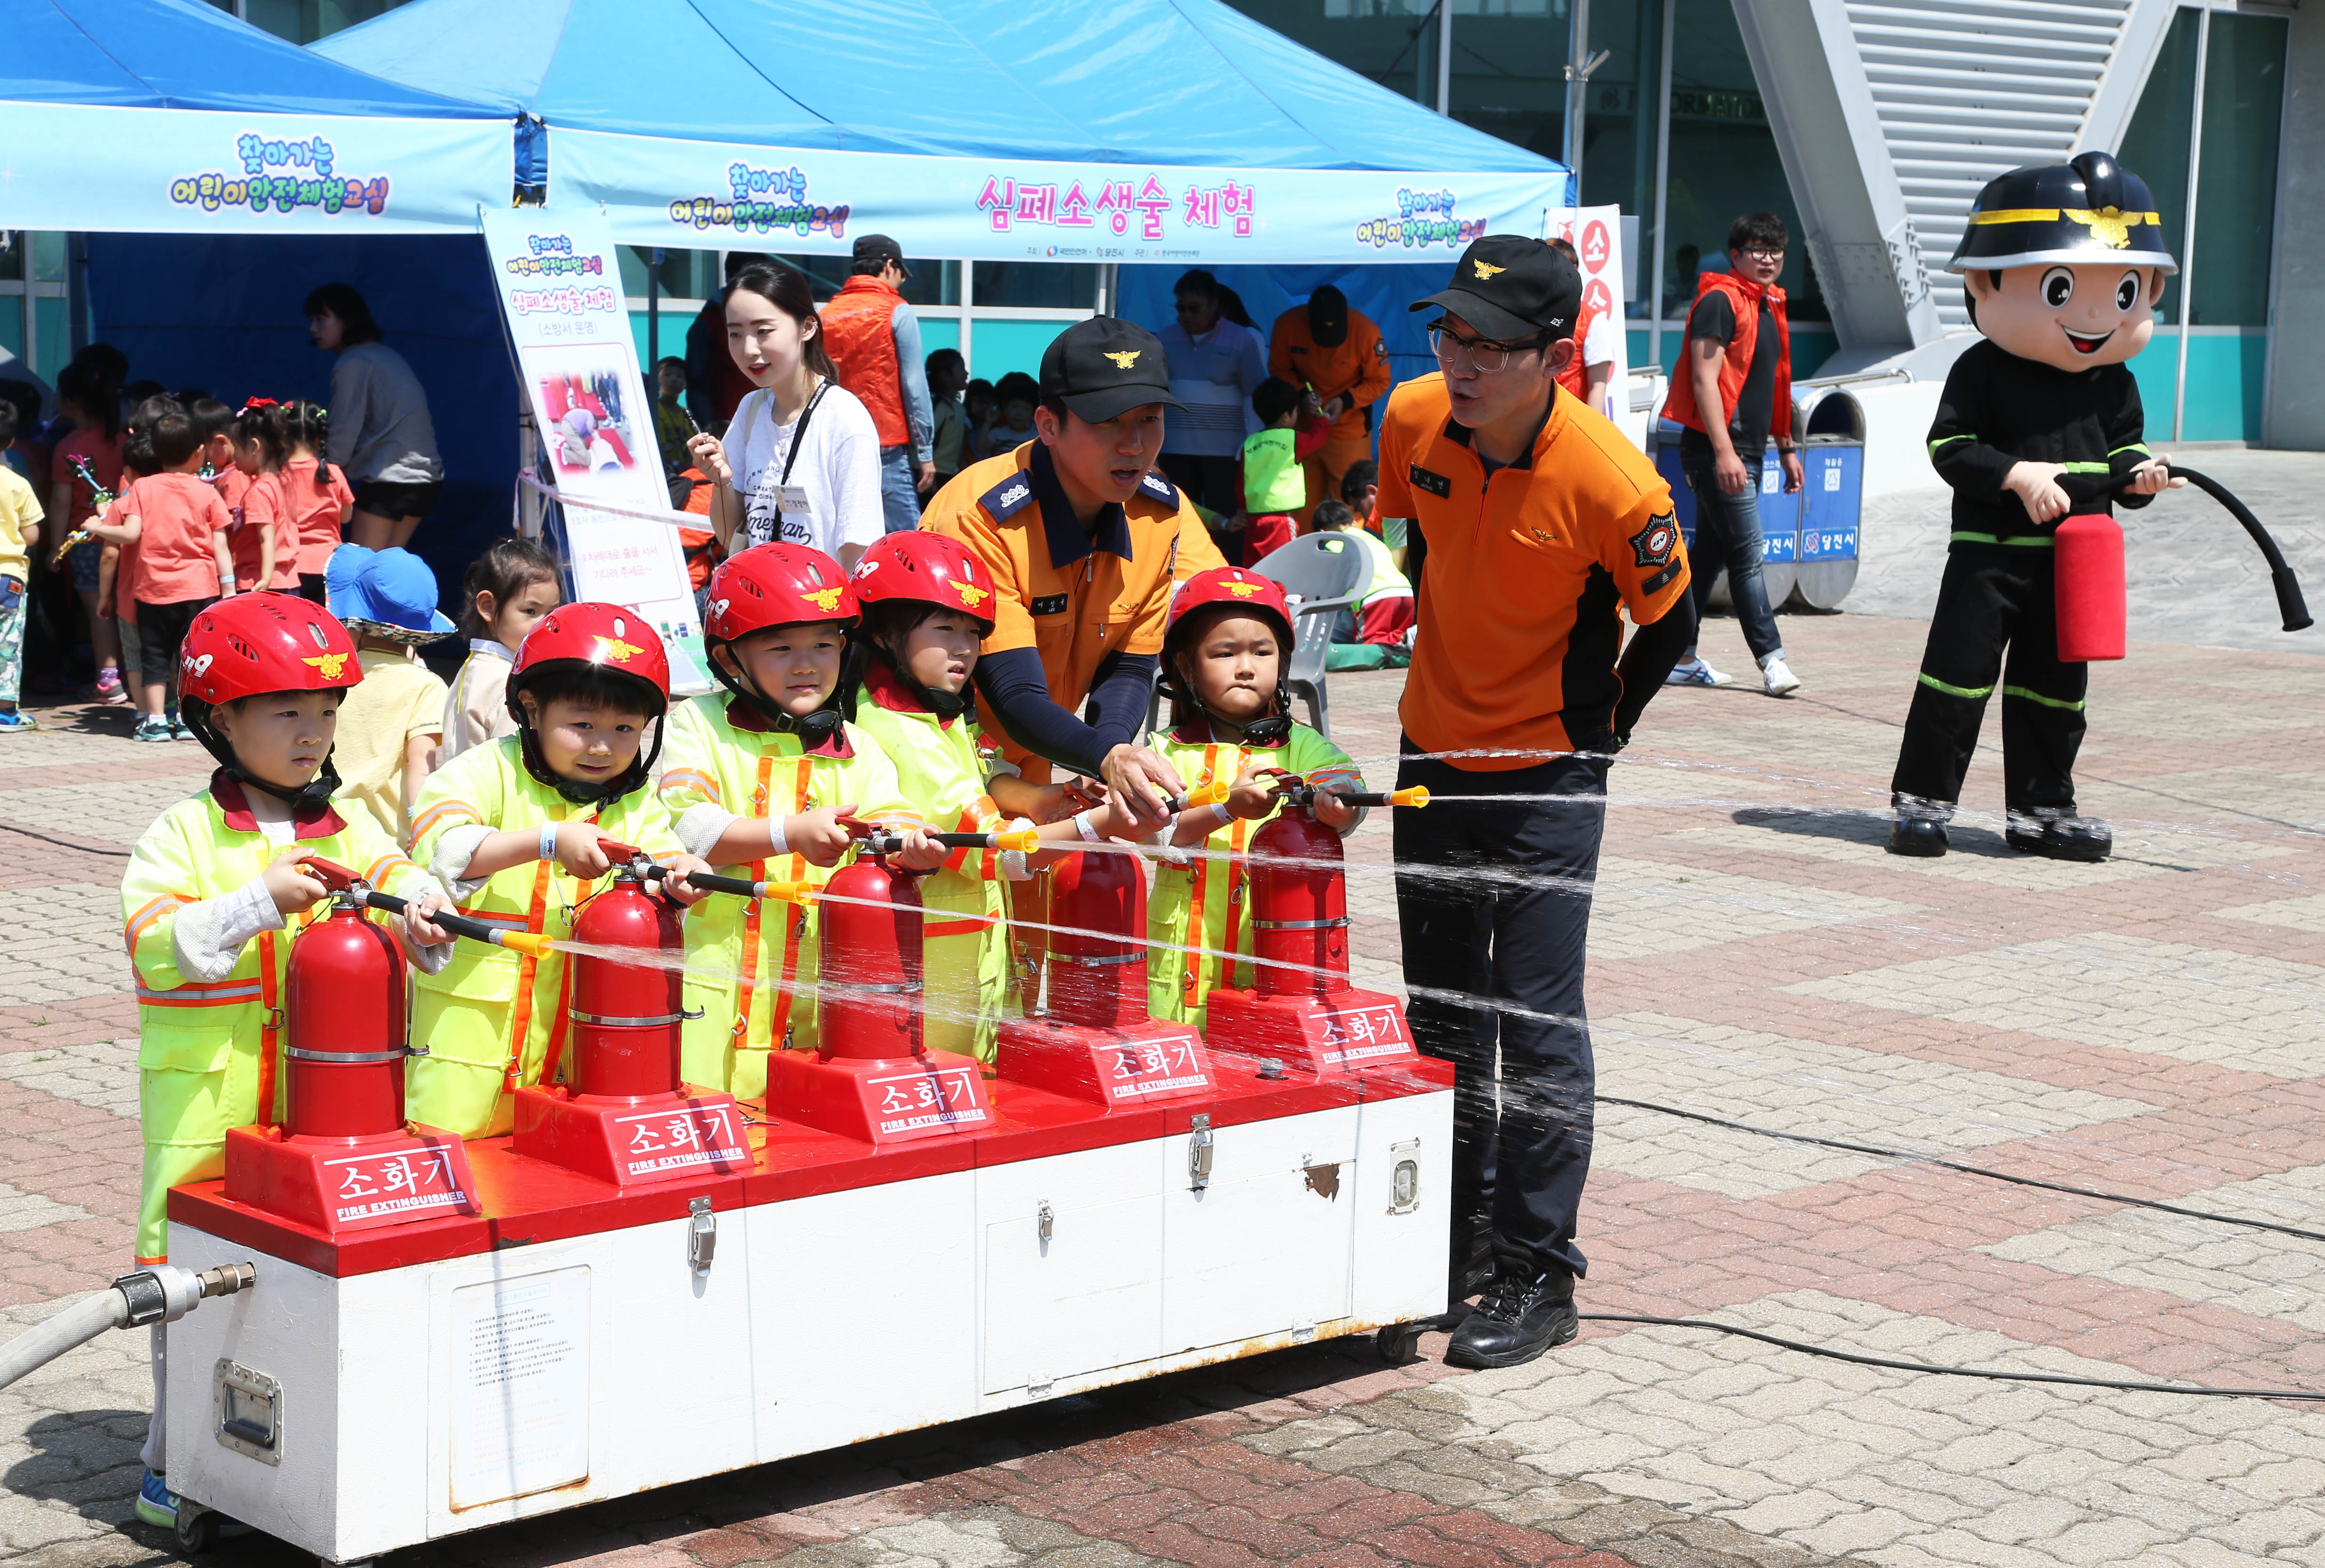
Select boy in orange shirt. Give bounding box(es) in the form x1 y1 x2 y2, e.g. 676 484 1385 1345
86 409 234 743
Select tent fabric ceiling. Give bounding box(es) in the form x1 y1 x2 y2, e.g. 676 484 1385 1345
314 0 1561 176
3 0 502 119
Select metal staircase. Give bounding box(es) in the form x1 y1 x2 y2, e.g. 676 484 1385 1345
1852 0 2149 330
1732 0 2176 361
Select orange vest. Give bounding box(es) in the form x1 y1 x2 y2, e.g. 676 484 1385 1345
1662 272 1792 445
820 275 909 447
1554 300 1599 400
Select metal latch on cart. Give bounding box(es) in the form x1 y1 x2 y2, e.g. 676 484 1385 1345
1188 1115 1214 1191
213 1360 281 1465
688 1197 717 1274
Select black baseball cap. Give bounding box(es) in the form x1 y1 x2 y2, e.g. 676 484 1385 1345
1039 318 1184 423
1307 284 1349 348
1412 235 1580 343
852 234 911 279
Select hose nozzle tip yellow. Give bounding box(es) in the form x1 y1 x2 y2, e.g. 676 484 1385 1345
495 931 557 958
993 828 1042 853
1389 787 1431 808
762 881 818 905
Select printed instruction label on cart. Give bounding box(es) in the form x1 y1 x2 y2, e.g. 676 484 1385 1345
449 1267 590 1510
870 1064 990 1136
614 1101 748 1180
326 1144 467 1226
1318 1002 1416 1066
1102 1033 1213 1103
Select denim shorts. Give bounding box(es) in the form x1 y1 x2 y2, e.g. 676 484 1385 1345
66 535 102 593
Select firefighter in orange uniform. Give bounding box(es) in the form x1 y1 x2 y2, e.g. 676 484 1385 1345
1267 285 1390 528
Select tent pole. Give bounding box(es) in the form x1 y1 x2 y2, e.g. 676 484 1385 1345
1648 0 1674 377
1096 262 1119 318
1562 0 1591 186
960 261 974 380
2172 6 2209 444
647 247 662 368
1436 0 1452 115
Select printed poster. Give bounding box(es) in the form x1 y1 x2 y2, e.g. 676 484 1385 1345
1543 205 1630 423
479 206 711 693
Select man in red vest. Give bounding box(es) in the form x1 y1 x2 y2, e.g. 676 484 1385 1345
820 234 937 533
1661 211 1804 697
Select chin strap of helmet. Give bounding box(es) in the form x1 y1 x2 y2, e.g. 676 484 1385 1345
1155 652 1294 749
708 634 848 748
181 698 346 812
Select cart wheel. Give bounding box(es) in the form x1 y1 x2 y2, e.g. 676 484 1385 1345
1375 1323 1422 1363
174 1503 220 1555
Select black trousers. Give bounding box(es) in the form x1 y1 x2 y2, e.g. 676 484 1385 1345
1892 547 2087 813
1678 431 1782 662
1394 742 1607 1279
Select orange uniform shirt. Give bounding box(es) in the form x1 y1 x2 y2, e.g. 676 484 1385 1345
920 440 1204 778
125 473 231 604
1376 374 1689 768
1268 306 1391 442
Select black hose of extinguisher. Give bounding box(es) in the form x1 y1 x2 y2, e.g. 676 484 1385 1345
349 889 526 947
632 865 768 899
2123 465 2312 632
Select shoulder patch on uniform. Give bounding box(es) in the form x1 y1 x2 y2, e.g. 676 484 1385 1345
1628 512 1679 570
1287 344 1308 355
1407 463 1451 499
1138 470 1179 506
979 471 1037 521
1030 593 1069 616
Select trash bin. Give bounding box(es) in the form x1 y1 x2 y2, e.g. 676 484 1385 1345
1653 419 1697 547
1793 390 1865 610
1756 445 1799 610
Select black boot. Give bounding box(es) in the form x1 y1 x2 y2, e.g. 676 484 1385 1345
1887 793 1952 857
2005 808 2111 862
1444 1250 1578 1370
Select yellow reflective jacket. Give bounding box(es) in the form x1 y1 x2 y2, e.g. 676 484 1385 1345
658 693 919 1096
403 736 688 1135
850 674 1017 1062
1144 723 1362 1029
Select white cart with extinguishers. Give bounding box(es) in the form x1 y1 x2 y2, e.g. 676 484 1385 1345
159 804 1450 1565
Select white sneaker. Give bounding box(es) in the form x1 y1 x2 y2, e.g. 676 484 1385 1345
1665 657 1732 687
1760 655 1801 696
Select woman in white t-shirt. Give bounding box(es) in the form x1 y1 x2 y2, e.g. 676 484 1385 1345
686 261 883 571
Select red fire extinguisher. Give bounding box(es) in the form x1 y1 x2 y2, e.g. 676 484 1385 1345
565 843 687 1100
1045 847 1147 1030
2055 511 2127 663
283 872 410 1139
815 850 926 1062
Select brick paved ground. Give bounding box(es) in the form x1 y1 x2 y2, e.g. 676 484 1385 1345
3 511 2325 1566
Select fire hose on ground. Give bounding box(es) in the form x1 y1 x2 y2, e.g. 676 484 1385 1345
0 1263 255 1391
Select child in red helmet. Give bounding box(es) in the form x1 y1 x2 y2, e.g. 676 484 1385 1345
120 593 455 1530
847 532 1150 1061
403 604 713 1139
659 542 941 1096
1145 566 1366 1028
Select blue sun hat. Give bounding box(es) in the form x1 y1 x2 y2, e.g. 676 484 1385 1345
326 543 456 645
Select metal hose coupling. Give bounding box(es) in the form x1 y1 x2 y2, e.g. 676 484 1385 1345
109 1261 258 1328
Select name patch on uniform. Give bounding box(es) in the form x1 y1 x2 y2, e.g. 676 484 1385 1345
1030 594 1069 616
1138 471 1178 505
1407 464 1452 499
1628 512 1679 569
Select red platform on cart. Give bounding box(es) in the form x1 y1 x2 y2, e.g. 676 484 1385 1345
169 1053 1452 1278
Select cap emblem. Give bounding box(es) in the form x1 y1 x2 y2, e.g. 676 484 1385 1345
596 636 643 664
953 582 991 608
804 586 846 613
1472 260 1506 280
2064 207 2133 249
304 652 349 680
1103 350 1142 369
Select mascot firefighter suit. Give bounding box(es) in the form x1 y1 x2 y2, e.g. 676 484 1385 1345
1888 150 2182 863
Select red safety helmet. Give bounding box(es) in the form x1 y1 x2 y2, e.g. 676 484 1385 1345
179 593 364 707
1161 567 1296 743
704 543 859 645
506 603 672 801
177 594 365 802
849 532 1000 635
1167 566 1295 649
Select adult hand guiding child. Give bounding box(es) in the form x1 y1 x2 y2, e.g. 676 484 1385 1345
921 317 1206 829
1378 235 1698 1372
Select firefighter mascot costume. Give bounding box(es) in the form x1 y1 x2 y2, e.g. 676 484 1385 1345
1889 150 2182 862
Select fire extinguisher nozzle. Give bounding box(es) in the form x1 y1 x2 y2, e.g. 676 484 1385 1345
993 828 1042 853
1389 787 1430 808
494 931 559 959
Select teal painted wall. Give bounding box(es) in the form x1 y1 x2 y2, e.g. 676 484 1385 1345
967 317 1080 384
2127 331 2268 444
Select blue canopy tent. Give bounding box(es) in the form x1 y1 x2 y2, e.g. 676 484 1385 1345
316 0 1570 388
0 0 522 614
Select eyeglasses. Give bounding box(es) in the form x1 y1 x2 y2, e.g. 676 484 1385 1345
1429 324 1550 374
1738 246 1785 262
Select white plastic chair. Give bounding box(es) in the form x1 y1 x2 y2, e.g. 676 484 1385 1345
1251 533 1367 738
